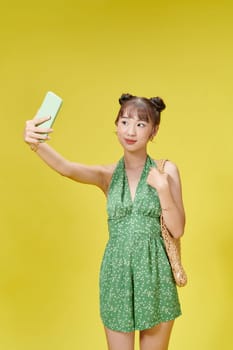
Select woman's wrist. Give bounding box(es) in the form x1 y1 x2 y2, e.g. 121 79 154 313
30 140 46 152
157 186 176 212
30 143 39 152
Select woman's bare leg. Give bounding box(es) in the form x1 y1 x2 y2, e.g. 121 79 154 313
139 320 174 350
104 326 135 350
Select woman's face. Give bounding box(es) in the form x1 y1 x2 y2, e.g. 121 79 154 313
116 113 158 152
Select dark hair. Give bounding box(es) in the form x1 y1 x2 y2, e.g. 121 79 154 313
115 93 166 127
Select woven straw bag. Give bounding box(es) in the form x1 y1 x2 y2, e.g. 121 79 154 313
157 159 187 287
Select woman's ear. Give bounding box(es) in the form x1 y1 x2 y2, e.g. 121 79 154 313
150 125 159 140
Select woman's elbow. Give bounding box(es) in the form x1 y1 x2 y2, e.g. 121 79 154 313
172 219 185 239
172 228 184 239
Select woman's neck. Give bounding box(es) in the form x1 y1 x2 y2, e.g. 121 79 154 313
123 150 148 169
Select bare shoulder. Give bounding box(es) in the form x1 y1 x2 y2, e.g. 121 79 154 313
164 160 180 175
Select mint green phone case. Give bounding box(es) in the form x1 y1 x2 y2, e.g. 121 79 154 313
35 91 63 129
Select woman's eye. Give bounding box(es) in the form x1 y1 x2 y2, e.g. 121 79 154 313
138 123 146 127
121 120 128 125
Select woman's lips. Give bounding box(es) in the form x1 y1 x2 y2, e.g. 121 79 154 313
125 139 137 145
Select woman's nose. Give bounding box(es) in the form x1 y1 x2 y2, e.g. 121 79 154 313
127 124 136 136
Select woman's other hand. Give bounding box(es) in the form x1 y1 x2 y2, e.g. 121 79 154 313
146 167 169 192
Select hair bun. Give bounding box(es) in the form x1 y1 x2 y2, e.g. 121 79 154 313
149 97 166 112
119 93 135 105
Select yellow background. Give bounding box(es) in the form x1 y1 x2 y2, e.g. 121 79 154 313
1 0 232 349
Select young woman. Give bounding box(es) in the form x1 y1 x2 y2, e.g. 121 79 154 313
24 93 185 350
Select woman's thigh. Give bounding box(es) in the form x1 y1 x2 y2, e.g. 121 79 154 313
139 320 174 350
104 326 135 350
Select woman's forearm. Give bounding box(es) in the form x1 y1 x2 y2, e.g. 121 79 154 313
24 118 109 189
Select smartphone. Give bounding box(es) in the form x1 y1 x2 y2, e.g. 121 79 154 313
34 91 63 129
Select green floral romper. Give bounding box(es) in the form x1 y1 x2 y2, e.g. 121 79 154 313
99 155 181 332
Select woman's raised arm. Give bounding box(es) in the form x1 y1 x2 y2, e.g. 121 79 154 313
24 117 114 193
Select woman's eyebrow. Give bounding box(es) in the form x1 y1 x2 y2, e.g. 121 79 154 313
121 116 149 124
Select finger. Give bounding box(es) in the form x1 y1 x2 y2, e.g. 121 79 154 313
31 131 50 140
26 123 53 135
25 131 50 142
25 136 51 146
25 136 40 144
33 116 51 126
25 118 52 131
33 126 53 134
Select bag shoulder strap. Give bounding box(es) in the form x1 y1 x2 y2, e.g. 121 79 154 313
156 159 167 172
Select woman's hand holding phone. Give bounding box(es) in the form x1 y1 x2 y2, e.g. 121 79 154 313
24 116 53 151
24 91 62 151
